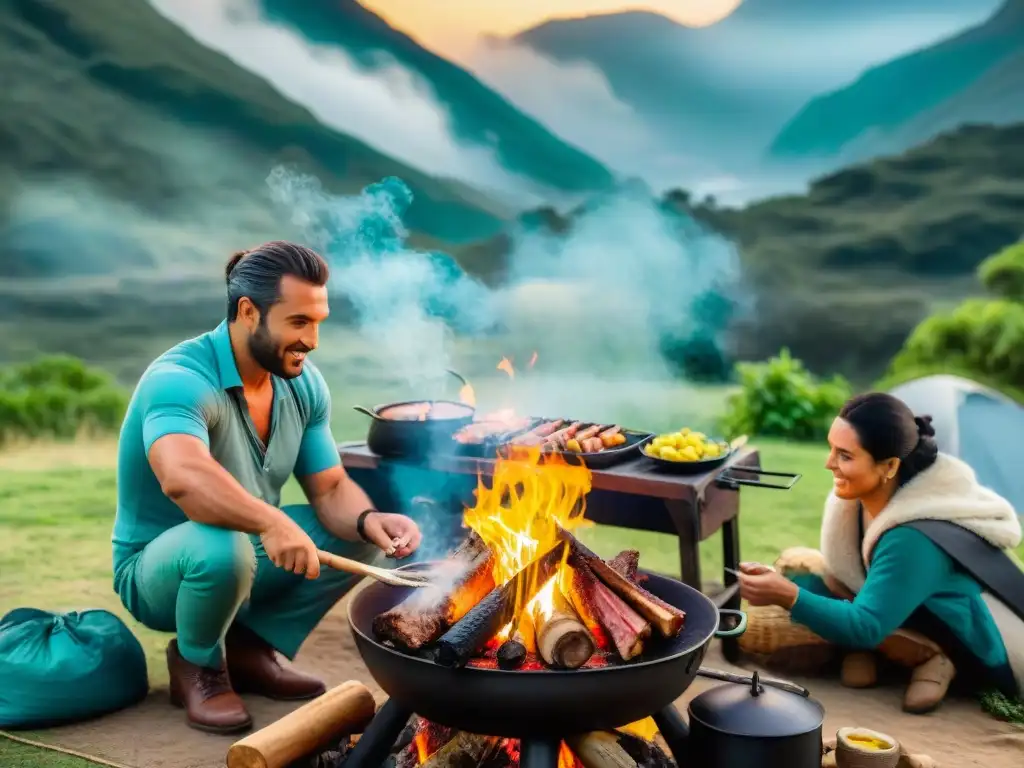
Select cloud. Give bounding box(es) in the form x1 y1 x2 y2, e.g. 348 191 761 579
148 0 544 205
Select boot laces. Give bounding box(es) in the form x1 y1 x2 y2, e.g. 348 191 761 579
191 666 232 700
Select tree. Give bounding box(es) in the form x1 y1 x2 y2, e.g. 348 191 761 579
978 240 1024 302
884 240 1024 400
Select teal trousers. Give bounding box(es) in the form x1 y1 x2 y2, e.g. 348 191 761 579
114 504 377 669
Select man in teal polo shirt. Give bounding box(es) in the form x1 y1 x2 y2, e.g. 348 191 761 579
112 241 421 733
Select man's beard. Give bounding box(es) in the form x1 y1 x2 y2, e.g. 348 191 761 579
248 323 306 379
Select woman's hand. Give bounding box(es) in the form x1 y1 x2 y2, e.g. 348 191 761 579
739 566 800 609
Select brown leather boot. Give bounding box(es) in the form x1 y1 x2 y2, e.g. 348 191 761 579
166 640 252 734
226 624 326 701
903 654 955 714
840 651 878 688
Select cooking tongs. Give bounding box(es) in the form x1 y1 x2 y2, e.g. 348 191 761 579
317 550 433 588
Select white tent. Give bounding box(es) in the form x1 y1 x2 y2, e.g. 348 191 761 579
889 375 1024 515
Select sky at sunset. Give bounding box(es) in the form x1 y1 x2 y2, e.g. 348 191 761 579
360 0 742 54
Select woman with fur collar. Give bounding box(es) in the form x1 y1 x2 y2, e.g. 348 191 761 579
738 392 1023 713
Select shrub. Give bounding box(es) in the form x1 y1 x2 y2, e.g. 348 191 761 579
719 349 852 441
0 356 128 444
978 240 1024 302
886 299 1024 396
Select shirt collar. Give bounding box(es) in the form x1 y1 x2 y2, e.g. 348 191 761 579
211 320 243 391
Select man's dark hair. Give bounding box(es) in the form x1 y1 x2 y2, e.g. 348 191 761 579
225 241 329 322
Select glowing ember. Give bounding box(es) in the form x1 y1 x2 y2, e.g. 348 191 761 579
463 445 592 643
528 351 539 369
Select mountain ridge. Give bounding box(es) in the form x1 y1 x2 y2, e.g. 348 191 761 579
253 0 616 195
769 0 1024 160
0 0 512 260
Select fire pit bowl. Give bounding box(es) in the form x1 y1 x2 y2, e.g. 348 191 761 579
349 566 735 739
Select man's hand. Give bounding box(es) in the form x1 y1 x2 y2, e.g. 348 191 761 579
739 569 799 609
361 512 421 559
260 516 322 579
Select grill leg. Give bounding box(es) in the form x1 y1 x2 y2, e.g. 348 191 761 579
342 699 412 768
653 704 690 765
519 738 562 768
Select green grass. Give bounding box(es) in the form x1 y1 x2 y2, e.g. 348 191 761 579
2 422 1022 765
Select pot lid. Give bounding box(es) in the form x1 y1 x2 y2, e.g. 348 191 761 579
689 672 824 738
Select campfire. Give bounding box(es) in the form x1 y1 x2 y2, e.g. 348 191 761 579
367 446 687 766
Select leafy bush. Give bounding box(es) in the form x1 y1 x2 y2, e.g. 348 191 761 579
719 349 852 441
978 240 1024 302
886 299 1024 397
0 355 128 444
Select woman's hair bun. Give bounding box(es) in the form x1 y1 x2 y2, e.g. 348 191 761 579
914 415 936 438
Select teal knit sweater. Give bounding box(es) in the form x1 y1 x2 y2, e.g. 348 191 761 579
790 526 1010 670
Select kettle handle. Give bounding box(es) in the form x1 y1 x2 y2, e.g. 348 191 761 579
696 667 811 698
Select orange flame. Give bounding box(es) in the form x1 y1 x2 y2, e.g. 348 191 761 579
458 382 476 408
558 742 577 768
497 356 515 379
462 445 593 641
413 731 429 764
619 717 660 741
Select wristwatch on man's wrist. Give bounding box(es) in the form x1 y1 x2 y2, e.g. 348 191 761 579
356 509 378 543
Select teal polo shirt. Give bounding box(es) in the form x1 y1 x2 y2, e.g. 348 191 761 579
111 321 341 577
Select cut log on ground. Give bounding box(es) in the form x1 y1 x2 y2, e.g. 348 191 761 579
373 532 496 650
435 541 568 668
534 587 596 669
225 681 375 768
563 530 685 639
566 732 639 768
568 562 650 661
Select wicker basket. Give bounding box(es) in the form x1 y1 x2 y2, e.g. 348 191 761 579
737 604 832 655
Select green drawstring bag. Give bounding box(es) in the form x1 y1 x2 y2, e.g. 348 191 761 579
0 608 149 729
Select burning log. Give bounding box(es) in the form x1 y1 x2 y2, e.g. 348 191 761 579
419 732 496 768
565 732 638 768
562 531 685 639
568 562 650 661
534 587 595 669
373 532 496 650
607 550 646 584
435 541 568 668
496 631 528 670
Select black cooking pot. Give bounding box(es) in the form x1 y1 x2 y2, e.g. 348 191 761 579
355 400 475 459
662 668 824 768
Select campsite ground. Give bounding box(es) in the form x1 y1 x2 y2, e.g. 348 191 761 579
2 427 1022 766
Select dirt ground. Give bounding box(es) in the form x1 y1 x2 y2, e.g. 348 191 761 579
15 586 1024 768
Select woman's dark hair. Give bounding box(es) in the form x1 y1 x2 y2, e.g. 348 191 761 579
839 392 939 486
225 241 329 322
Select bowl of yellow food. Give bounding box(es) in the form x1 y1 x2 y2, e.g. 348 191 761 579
638 428 733 474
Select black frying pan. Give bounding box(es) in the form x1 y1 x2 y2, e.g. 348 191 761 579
348 569 740 739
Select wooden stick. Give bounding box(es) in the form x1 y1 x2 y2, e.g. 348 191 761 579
565 732 638 768
535 588 595 669
226 681 376 768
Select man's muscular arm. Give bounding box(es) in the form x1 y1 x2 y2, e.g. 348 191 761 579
140 366 319 576
149 433 289 534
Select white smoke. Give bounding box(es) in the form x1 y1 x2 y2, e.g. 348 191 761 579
266 168 744 414
147 0 545 207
